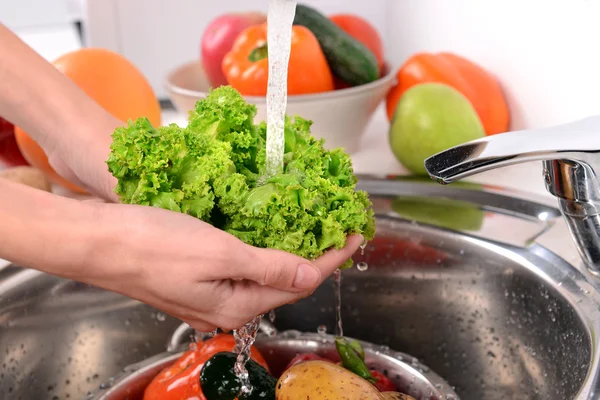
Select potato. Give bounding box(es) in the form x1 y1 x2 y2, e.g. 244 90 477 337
276 360 384 400
0 166 51 192
382 392 417 400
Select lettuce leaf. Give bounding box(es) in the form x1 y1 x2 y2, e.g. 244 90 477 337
106 86 375 266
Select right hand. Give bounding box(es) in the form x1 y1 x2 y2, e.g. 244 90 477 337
74 199 363 332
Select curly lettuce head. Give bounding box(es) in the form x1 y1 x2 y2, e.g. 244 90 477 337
106 86 375 268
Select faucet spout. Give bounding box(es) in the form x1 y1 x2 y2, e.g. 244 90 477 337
424 116 600 276
425 116 600 187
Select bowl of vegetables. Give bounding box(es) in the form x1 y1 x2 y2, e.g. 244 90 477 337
165 4 395 154
89 323 459 400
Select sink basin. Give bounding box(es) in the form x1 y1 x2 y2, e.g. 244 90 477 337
1 177 600 400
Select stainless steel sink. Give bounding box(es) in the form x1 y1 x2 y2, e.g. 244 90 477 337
1 177 600 400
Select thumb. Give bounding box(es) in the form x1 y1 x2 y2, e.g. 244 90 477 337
230 235 364 293
239 246 322 292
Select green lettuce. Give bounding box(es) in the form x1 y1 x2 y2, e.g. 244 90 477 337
106 86 375 267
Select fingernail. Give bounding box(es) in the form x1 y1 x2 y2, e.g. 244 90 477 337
294 264 321 289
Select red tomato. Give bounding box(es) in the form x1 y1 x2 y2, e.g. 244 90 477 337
284 353 333 371
0 118 28 167
201 12 266 87
371 369 397 392
143 334 269 400
330 14 385 75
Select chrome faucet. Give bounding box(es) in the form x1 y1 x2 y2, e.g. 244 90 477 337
424 116 600 276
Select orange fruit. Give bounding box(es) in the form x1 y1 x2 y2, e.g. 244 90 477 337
15 48 162 193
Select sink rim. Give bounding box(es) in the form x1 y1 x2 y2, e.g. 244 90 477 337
2 176 600 399
358 176 600 399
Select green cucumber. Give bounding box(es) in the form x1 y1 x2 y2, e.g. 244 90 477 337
293 3 380 86
199 352 277 400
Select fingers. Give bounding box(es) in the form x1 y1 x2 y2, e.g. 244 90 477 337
225 245 321 293
185 319 218 333
153 233 364 333
313 234 364 280
226 234 364 294
215 235 365 328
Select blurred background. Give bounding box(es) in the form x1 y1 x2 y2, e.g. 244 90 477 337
4 0 599 130
2 0 600 195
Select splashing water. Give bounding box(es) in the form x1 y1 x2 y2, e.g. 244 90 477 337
233 315 264 395
264 0 297 178
268 309 276 323
231 0 297 392
333 269 343 337
360 241 367 256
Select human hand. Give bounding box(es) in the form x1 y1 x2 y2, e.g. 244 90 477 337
76 200 363 332
44 113 122 202
0 24 366 332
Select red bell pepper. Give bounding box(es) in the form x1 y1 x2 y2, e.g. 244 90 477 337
143 334 268 400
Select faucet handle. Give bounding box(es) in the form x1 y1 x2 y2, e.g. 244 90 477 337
424 116 600 203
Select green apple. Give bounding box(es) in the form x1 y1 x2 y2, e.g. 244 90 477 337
389 83 485 175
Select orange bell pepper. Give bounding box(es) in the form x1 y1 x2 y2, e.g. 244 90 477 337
222 23 334 96
385 52 510 136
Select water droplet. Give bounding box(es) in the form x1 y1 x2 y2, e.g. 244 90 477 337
357 262 368 271
155 312 166 322
317 325 327 335
360 241 367 255
269 309 276 323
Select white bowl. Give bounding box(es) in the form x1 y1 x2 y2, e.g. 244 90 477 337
165 61 396 153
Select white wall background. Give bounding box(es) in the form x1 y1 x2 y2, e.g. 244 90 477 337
387 0 600 131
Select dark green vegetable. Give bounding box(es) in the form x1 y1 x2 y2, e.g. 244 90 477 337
293 3 379 86
199 352 277 400
335 337 376 383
